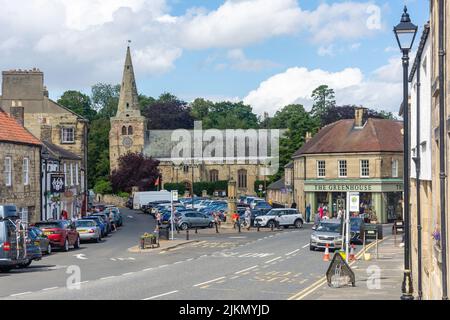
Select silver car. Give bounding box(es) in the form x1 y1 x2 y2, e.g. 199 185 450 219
176 211 215 230
75 220 101 243
310 219 343 251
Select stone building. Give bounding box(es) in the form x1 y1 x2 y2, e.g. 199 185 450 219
267 162 294 206
0 68 88 217
0 110 41 223
292 109 404 224
408 0 450 300
109 47 268 196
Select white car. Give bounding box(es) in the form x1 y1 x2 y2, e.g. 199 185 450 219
254 209 304 229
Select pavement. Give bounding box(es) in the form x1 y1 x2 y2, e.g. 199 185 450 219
292 235 404 300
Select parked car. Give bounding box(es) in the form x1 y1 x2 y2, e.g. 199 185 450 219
75 220 101 243
254 209 304 229
175 211 215 230
28 227 52 255
252 201 272 213
1 205 30 272
92 204 106 213
34 220 80 252
83 216 107 237
19 237 42 269
91 213 112 234
104 207 123 227
310 219 343 251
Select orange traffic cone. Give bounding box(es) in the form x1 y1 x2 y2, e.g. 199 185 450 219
349 244 356 261
323 244 330 262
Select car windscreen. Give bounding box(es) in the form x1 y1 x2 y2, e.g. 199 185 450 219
317 223 341 233
75 220 96 228
0 222 5 241
35 222 62 229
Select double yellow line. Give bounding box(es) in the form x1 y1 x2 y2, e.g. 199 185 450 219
288 238 387 300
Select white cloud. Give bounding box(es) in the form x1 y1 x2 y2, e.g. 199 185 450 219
244 61 402 116
318 45 335 57
226 49 278 71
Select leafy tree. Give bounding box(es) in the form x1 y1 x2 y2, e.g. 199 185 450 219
93 179 112 195
87 117 110 188
142 93 194 129
110 152 160 193
311 85 336 122
91 83 120 118
57 90 96 120
321 105 395 126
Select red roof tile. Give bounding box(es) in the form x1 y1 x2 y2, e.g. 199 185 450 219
294 118 403 157
0 110 41 146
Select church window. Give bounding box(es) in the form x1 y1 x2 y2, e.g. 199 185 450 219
122 126 127 135
128 126 133 135
209 170 219 182
126 103 129 108
238 169 247 189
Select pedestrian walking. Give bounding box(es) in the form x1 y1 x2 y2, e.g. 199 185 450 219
156 211 162 226
244 207 252 231
319 205 324 219
232 211 240 229
61 209 68 220
108 208 117 232
306 203 311 223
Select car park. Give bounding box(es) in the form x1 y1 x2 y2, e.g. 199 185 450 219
34 220 80 252
75 220 101 243
254 209 304 229
310 219 343 251
28 227 52 255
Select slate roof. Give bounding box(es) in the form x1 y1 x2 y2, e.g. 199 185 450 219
0 110 41 146
268 178 286 190
41 140 81 161
293 118 403 157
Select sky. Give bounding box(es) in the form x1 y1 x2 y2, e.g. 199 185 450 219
0 0 430 116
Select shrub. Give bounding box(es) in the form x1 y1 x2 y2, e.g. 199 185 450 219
93 180 113 195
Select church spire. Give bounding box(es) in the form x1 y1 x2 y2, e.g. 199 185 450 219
116 43 140 117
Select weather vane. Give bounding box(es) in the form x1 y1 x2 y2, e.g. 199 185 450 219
127 40 131 46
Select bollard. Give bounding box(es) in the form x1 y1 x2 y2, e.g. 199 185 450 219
186 229 189 240
238 221 241 233
195 228 198 234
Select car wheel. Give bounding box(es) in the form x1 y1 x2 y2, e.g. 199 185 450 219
74 237 80 249
208 222 214 228
294 219 304 229
267 220 275 229
309 244 315 251
47 244 52 255
180 223 188 230
18 260 32 268
63 238 69 252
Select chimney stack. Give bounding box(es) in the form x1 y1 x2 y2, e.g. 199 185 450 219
355 107 365 128
305 132 312 143
10 101 24 126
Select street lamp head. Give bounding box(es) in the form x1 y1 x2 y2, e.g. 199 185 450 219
394 6 418 51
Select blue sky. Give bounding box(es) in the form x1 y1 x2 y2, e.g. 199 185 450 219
0 0 430 115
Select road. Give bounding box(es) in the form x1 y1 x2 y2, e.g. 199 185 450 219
0 208 345 300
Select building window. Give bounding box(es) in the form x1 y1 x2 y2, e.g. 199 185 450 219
75 163 79 186
338 160 347 178
209 170 219 182
63 163 67 186
128 126 133 135
360 160 370 178
4 157 12 186
238 169 247 189
183 165 189 173
317 161 326 178
61 127 75 143
23 158 29 185
392 159 399 178
70 163 74 186
122 126 127 135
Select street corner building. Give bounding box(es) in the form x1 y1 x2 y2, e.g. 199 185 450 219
291 108 404 224
0 110 41 223
109 46 268 196
0 68 88 220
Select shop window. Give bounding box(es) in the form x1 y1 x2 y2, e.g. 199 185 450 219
238 169 247 189
338 160 347 178
360 160 370 178
209 170 219 182
317 160 326 178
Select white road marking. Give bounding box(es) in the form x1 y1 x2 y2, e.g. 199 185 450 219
122 272 135 276
229 236 247 239
72 281 89 286
265 256 282 264
186 258 194 262
127 216 134 219
158 264 168 268
143 290 179 300
193 277 226 287
235 265 258 274
302 244 310 249
174 261 183 264
42 287 59 291
286 249 300 256
143 268 154 272
100 276 116 280
74 254 88 260
10 292 32 297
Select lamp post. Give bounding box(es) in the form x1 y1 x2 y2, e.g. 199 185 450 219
394 5 418 301
41 149 50 221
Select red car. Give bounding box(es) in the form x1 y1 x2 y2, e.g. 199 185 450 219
33 220 80 252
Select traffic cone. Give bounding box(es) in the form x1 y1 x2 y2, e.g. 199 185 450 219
349 244 356 261
323 244 330 262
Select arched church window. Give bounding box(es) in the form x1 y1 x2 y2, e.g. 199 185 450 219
122 126 127 135
128 126 133 135
209 170 219 182
238 169 247 189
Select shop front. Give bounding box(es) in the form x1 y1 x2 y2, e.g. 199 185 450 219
304 179 403 224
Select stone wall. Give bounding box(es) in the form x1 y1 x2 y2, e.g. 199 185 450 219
96 194 127 207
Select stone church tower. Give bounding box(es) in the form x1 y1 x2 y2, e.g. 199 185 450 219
109 46 146 171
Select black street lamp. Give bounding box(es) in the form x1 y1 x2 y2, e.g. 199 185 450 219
41 149 50 221
394 5 418 301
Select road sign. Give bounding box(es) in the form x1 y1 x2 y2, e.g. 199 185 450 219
171 190 178 201
326 252 355 288
349 192 360 212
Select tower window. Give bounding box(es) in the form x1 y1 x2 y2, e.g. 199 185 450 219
126 103 129 108
122 126 127 135
128 126 133 135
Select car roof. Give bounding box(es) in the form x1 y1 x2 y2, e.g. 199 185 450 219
320 219 341 224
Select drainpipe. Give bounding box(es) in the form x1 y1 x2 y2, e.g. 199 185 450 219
413 54 423 300
438 0 448 300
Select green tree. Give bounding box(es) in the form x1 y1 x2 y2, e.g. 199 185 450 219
311 85 336 122
87 117 111 188
91 83 120 118
57 90 96 120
